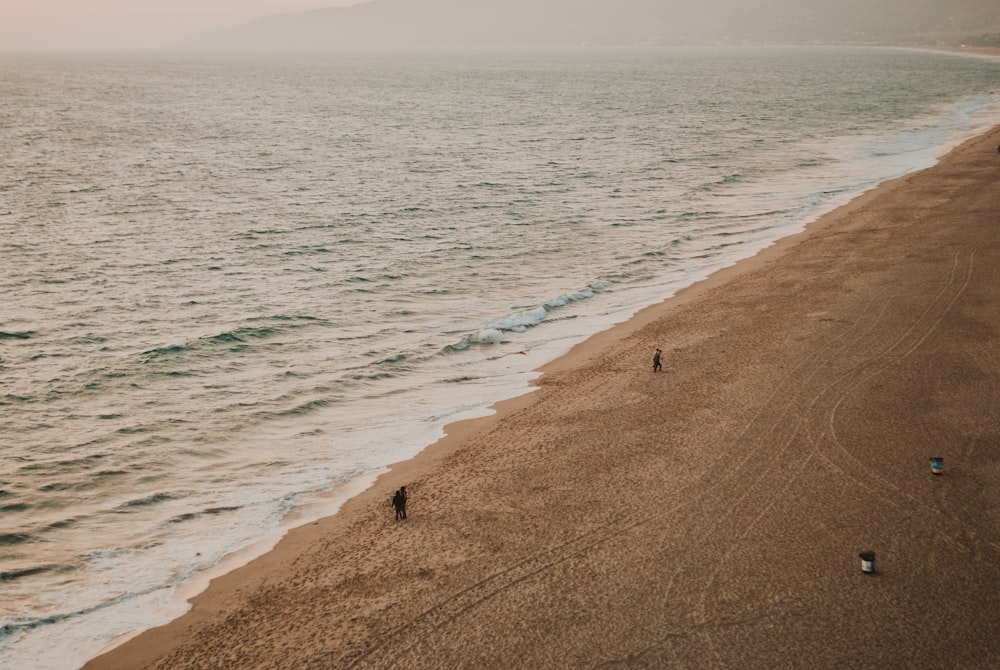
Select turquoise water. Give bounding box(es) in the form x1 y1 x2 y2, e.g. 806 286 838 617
1 46 998 669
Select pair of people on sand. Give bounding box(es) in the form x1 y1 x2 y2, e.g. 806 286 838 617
652 348 662 372
391 486 408 520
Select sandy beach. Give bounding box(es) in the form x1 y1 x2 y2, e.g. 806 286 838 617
86 125 1000 669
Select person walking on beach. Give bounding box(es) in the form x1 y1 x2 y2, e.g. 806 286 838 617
652 348 662 373
391 488 406 520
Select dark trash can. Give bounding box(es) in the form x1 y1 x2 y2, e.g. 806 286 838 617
859 550 876 574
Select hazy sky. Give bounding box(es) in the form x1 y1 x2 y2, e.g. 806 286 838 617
0 0 366 51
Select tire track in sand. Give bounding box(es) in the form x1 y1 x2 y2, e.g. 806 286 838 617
342 252 974 669
345 291 893 669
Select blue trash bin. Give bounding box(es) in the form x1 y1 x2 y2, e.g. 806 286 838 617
930 457 944 475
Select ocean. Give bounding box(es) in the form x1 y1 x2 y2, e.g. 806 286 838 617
1 46 998 669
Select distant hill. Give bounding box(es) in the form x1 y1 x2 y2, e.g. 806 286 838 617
182 0 1000 51
735 0 1000 46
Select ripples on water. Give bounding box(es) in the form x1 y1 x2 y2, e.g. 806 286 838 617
1 46 998 668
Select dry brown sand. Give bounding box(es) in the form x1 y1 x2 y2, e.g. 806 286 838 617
87 126 1000 669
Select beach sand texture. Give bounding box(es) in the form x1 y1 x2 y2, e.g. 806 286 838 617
87 127 1000 669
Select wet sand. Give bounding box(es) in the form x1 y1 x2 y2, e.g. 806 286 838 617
86 125 1000 669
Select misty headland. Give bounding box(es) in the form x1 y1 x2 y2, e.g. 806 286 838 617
182 0 1000 51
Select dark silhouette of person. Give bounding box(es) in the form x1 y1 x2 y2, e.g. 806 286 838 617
391 488 406 520
398 486 408 519
652 348 662 372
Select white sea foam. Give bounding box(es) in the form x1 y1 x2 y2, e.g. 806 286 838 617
475 328 504 344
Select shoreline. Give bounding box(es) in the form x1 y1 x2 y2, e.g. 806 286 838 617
85 124 1000 669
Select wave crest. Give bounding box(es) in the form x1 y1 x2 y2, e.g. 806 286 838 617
440 284 603 354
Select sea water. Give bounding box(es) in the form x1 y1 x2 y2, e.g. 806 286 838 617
1 46 998 669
